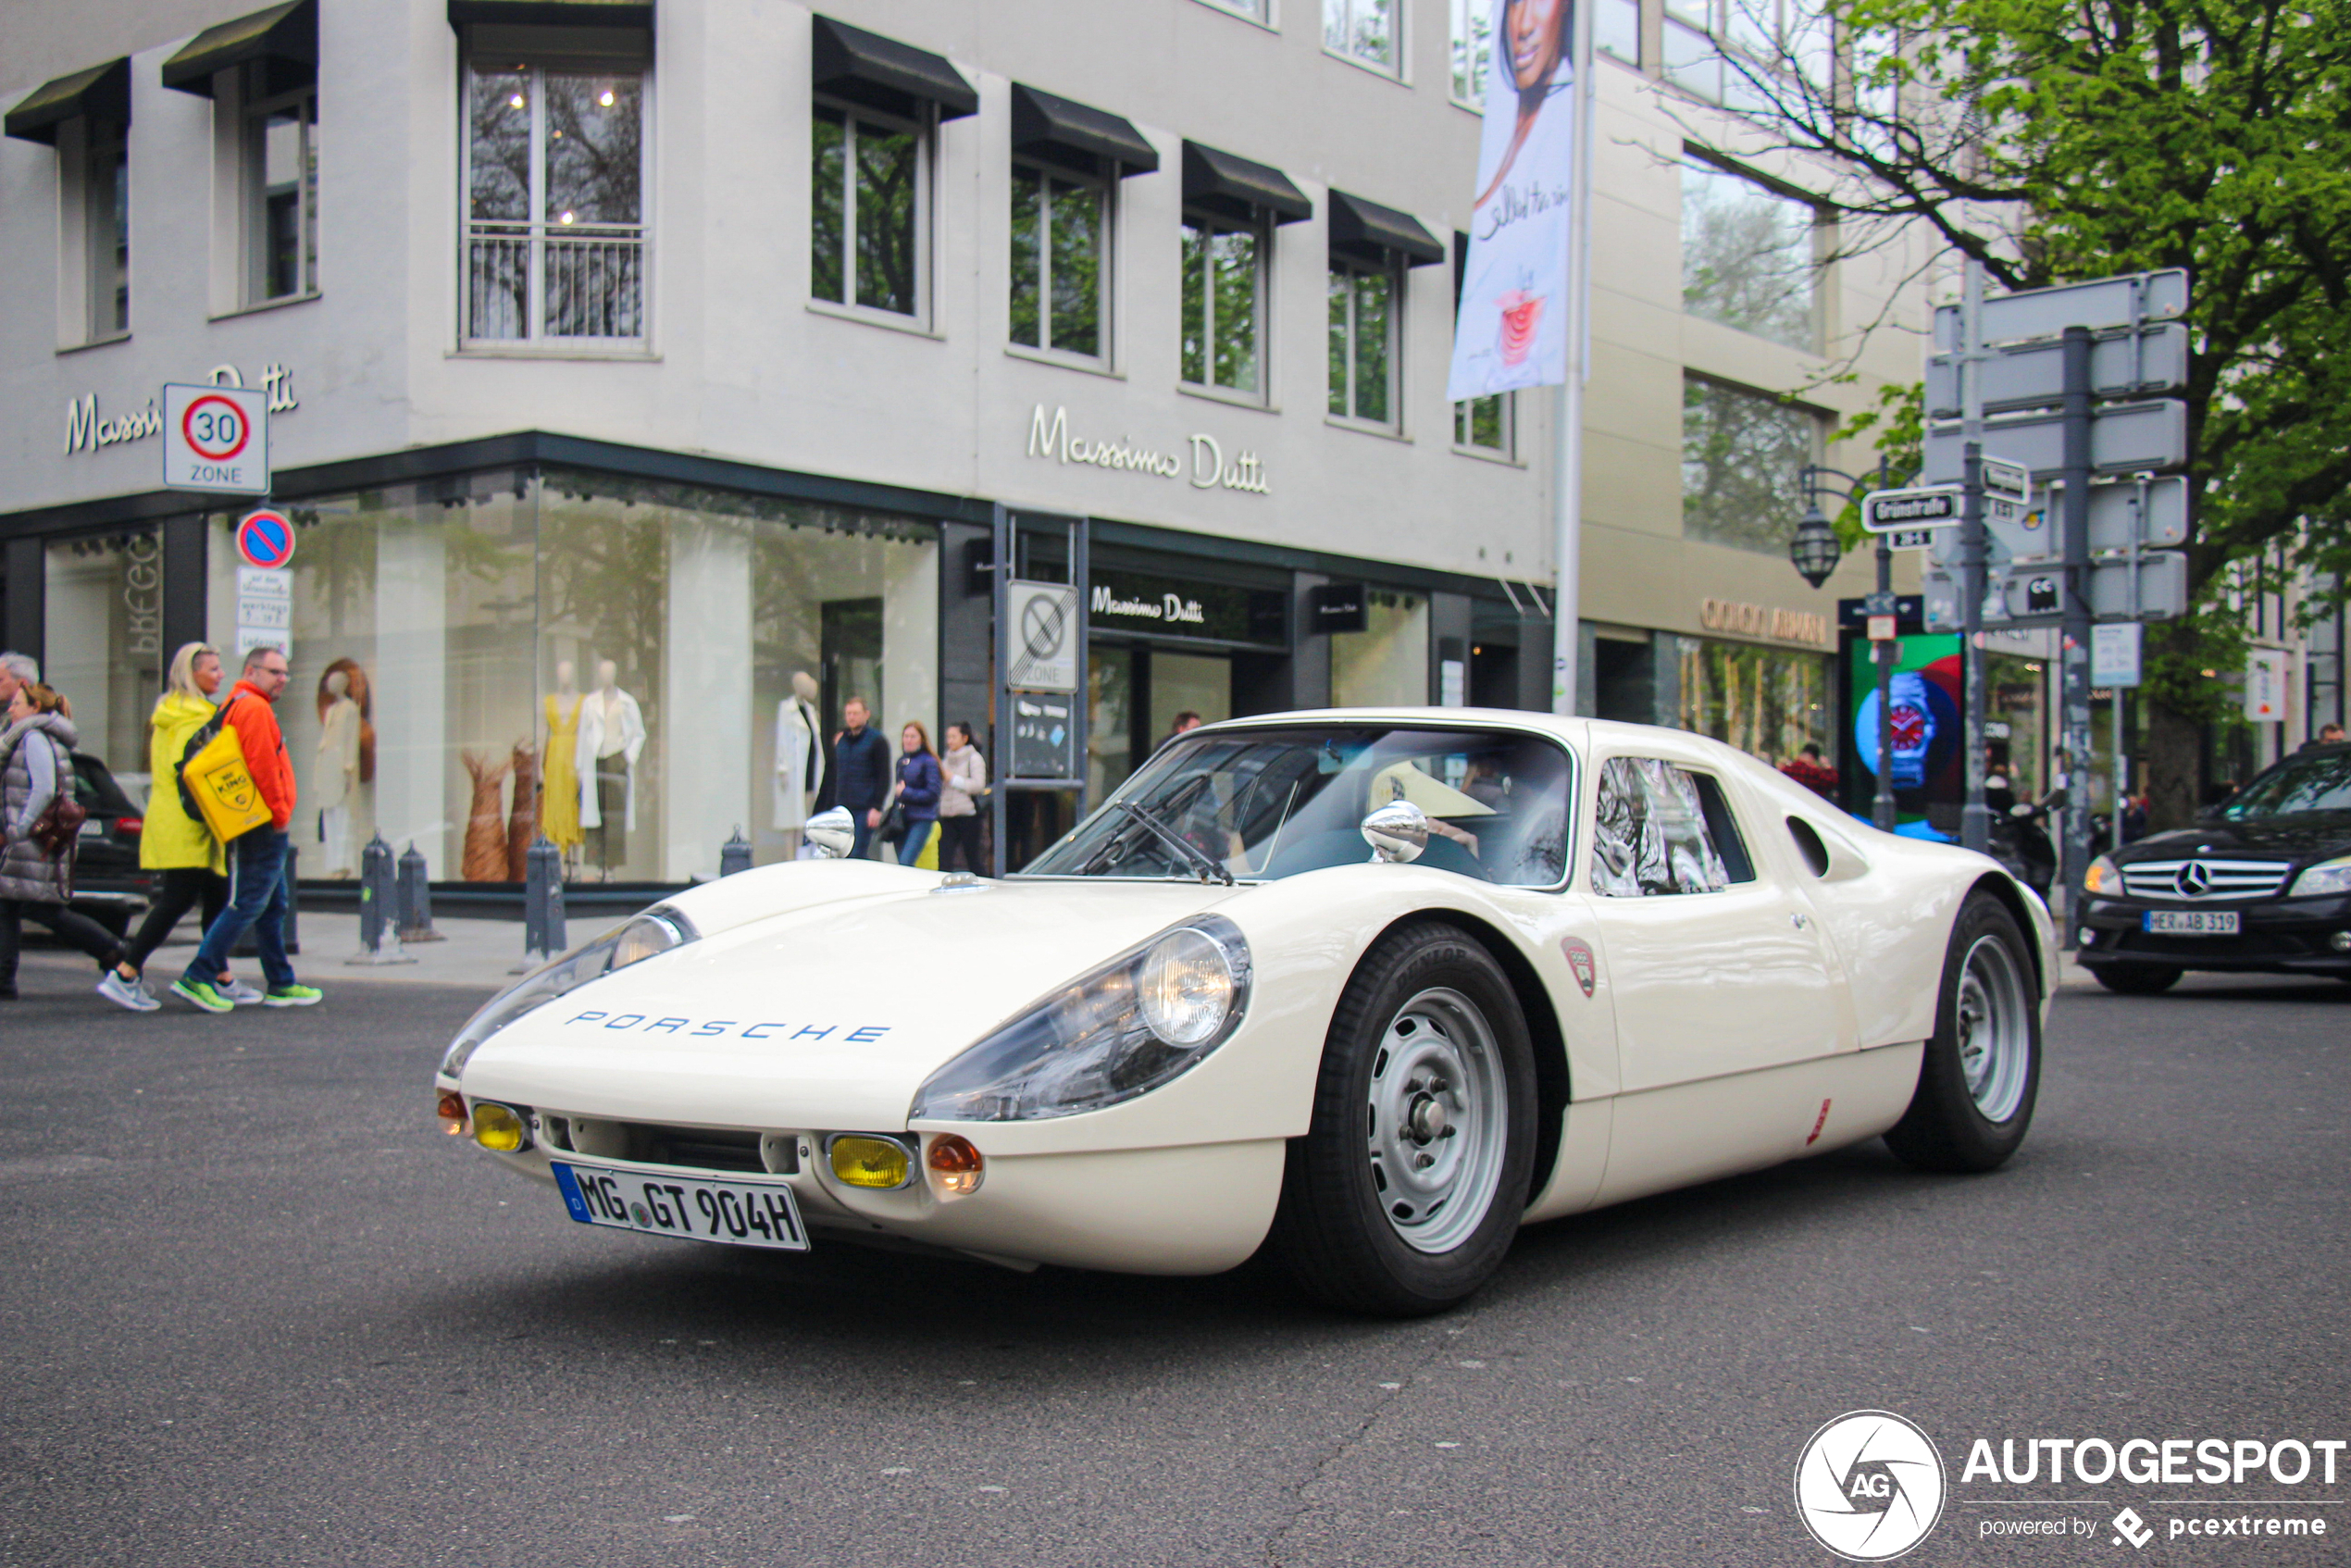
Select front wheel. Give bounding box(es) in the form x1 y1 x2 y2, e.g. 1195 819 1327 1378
2091 963 2181 995
1270 922 1536 1316
1885 891 2042 1174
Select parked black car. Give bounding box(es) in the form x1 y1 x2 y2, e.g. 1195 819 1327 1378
64 753 148 939
2076 741 2351 992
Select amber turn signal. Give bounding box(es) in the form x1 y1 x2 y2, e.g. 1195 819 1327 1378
438 1089 467 1135
927 1133 985 1195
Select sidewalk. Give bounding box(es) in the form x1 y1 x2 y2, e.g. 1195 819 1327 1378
14 912 541 998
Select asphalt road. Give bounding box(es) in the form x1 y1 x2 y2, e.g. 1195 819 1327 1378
2 963 2345 1568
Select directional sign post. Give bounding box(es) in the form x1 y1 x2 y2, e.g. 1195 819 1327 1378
163 383 269 494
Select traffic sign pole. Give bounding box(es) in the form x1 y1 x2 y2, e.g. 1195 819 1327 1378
1960 440 1993 855
2059 327 2096 946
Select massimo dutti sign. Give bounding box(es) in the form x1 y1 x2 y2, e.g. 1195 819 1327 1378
1025 404 1269 494
64 363 299 455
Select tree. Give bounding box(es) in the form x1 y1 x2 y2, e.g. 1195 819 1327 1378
1687 0 2351 827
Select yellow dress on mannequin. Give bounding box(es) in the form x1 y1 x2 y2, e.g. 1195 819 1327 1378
541 694 585 851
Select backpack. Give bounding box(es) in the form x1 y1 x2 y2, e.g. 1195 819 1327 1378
175 704 231 820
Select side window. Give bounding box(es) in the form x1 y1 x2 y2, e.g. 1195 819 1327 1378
1591 756 1745 896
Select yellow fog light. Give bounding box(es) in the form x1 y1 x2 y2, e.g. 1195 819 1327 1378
927 1134 985 1196
472 1101 530 1153
827 1133 914 1190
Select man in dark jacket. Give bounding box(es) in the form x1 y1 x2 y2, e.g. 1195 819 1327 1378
833 697 892 860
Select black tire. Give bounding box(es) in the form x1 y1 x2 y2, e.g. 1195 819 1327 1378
1885 892 2042 1174
1270 921 1536 1316
2090 963 2183 995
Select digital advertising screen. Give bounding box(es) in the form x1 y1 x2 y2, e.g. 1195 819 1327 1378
1845 633 1965 840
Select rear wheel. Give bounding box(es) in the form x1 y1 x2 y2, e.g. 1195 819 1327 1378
1886 892 2042 1173
1271 922 1536 1316
2091 963 2182 995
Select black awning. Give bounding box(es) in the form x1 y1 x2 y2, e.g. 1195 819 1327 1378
1010 83 1157 179
447 0 654 30
812 15 976 122
1180 141 1312 226
1328 189 1445 268
162 0 317 99
5 57 131 144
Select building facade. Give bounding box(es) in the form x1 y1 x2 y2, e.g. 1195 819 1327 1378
3 0 1933 881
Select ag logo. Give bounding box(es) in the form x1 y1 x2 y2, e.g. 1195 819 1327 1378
1794 1410 1946 1561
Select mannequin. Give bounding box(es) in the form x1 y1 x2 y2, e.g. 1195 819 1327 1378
541 660 585 862
773 669 827 852
574 658 646 878
315 670 361 877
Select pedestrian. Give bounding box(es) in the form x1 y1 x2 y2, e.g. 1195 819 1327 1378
937 721 988 874
171 644 322 1012
99 642 263 1012
1 680 132 1002
889 721 943 868
0 650 38 710
832 696 892 860
1167 710 1203 743
2302 722 2345 751
1778 742 1838 802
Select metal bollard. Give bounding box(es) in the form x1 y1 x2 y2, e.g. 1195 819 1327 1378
520 835 566 971
396 841 443 942
347 834 414 965
719 827 753 877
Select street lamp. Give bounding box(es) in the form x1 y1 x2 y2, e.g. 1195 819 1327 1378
1794 461 1909 833
1788 503 1844 590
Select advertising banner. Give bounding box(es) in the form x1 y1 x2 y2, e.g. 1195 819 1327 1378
1847 634 1965 839
1447 0 1579 401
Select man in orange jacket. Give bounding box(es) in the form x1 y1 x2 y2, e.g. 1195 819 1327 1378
172 644 323 1012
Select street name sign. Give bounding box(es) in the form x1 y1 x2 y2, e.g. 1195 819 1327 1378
162 383 268 494
1933 268 2189 351
1922 399 2189 483
1860 486 1961 532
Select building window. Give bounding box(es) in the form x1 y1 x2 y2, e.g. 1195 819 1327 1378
463 61 647 344
1197 0 1270 19
1682 157 1819 350
1010 166 1106 361
1180 213 1266 396
245 72 317 303
813 104 927 321
1328 257 1399 427
1597 0 1642 64
1664 0 1832 107
1454 393 1512 454
1326 0 1399 73
84 118 131 338
1682 375 1818 553
1449 0 1491 104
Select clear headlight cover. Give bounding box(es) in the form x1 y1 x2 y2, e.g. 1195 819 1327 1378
2289 855 2351 899
2084 854 2120 896
912 915 1252 1122
437 907 696 1078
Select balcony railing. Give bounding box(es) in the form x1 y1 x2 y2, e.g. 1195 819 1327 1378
465 220 646 343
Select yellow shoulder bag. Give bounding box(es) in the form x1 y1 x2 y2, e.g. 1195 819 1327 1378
180 720 273 841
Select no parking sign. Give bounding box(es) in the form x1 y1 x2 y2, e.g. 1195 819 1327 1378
236 508 296 570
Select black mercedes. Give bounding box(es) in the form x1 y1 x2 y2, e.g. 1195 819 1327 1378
2077 740 2351 993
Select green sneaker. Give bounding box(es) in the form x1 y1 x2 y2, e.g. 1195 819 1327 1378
170 978 234 1014
263 983 323 1008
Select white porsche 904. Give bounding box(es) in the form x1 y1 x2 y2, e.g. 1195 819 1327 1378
436 711 2054 1315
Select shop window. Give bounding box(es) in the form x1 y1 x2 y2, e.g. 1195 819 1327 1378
1180 212 1266 396
1331 591 1428 706
462 60 647 345
1682 157 1820 351
1009 165 1107 361
1681 374 1818 554
244 72 318 304
1591 755 1747 896
1327 256 1399 428
813 103 928 322
43 532 164 782
1326 0 1399 74
1677 635 1832 765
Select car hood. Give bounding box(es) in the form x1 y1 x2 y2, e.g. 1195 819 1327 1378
458 875 1239 1131
2118 816 2351 865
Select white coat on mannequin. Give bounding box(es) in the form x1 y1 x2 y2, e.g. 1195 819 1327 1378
576 677 646 832
773 671 827 831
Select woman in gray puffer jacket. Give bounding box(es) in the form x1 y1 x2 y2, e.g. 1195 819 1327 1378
1 682 129 1001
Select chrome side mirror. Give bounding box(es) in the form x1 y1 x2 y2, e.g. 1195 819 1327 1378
804 806 856 860
1362 801 1429 865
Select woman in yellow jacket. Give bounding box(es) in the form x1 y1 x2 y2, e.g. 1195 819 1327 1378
97 643 259 1011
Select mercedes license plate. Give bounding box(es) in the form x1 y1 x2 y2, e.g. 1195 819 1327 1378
2145 910 2240 936
551 1159 809 1251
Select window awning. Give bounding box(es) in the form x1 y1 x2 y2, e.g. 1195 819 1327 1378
1328 189 1444 268
1181 141 1312 226
446 0 655 31
5 57 130 144
1010 83 1156 179
812 15 976 122
162 0 317 99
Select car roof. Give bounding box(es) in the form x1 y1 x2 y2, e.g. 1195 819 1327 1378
1188 707 1793 779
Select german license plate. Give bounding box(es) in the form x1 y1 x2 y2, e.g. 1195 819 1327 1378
2146 910 2240 935
551 1159 809 1251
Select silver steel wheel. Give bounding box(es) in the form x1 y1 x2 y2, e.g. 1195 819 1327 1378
1956 933 2033 1122
1365 987 1509 1255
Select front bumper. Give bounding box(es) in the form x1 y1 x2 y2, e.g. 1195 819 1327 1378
2077 893 2351 975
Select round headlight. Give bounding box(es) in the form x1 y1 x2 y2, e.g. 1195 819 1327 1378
1138 927 1236 1047
611 912 689 970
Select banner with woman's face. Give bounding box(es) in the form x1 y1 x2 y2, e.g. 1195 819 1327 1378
1447 0 1578 403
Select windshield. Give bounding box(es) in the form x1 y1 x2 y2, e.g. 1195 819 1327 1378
1024 725 1574 885
2218 750 2351 819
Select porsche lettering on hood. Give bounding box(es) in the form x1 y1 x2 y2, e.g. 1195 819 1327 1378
561 1012 893 1044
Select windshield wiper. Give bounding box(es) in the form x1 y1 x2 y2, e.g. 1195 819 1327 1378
1113 799 1235 886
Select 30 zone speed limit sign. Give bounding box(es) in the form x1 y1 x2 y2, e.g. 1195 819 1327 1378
163 383 270 494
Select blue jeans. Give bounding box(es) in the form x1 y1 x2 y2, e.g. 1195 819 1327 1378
896 819 935 866
186 828 295 989
850 812 877 862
